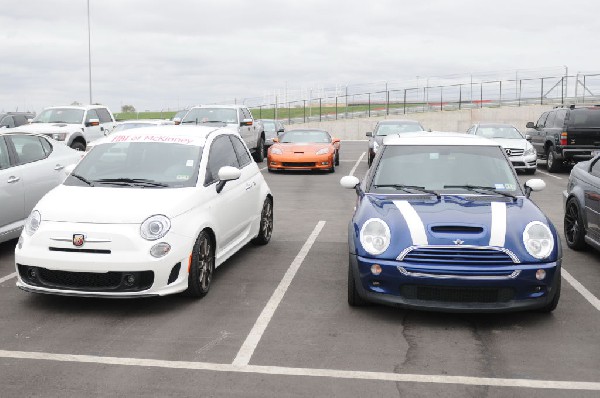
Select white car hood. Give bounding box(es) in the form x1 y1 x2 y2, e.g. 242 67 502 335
492 138 528 150
18 123 80 134
36 185 198 224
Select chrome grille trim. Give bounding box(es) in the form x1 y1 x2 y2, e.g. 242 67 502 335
50 237 112 243
397 266 521 280
396 245 521 264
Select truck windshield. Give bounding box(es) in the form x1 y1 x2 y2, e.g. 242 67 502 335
182 108 238 124
32 108 85 124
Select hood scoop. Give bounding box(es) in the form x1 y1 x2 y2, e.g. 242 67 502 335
430 225 483 234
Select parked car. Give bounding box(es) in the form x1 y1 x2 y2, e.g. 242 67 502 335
0 131 81 244
366 120 425 166
563 155 600 251
259 119 285 153
267 129 340 172
85 119 175 152
172 109 189 125
466 123 537 174
0 112 33 129
340 131 561 313
181 105 266 162
19 105 116 151
526 105 600 172
15 125 273 298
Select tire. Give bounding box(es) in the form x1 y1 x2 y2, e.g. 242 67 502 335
335 150 340 166
546 148 561 173
70 141 86 151
329 162 335 173
252 197 273 245
253 137 265 163
564 198 588 250
186 230 215 298
367 154 373 167
538 274 561 313
348 264 367 306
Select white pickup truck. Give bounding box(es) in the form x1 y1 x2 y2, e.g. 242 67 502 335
179 105 266 162
18 105 116 151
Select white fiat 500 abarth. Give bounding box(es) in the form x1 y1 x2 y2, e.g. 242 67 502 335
15 126 274 298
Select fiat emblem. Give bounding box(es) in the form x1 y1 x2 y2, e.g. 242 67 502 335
73 234 85 247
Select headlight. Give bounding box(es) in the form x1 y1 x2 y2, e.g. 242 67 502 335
359 218 391 255
373 141 380 153
316 147 329 155
140 215 171 241
523 145 536 156
271 147 283 155
24 210 41 236
523 221 554 259
52 133 67 141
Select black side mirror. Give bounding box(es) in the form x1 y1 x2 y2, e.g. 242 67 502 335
526 122 535 129
366 132 372 137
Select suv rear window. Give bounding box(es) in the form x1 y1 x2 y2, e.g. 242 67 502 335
567 108 600 128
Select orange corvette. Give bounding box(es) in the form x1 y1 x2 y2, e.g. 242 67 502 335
267 129 341 172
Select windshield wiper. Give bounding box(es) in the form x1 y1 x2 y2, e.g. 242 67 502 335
95 178 169 188
443 184 517 200
374 184 440 198
70 173 94 187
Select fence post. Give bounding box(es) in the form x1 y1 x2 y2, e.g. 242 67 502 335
335 97 338 120
403 89 407 114
583 75 586 103
561 76 564 104
480 83 483 108
386 90 389 115
319 98 322 122
499 81 502 106
459 85 462 110
518 80 522 106
440 87 443 111
303 100 306 123
288 102 291 124
540 78 544 105
259 105 262 119
368 93 371 117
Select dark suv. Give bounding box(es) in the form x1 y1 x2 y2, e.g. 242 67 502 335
526 105 600 172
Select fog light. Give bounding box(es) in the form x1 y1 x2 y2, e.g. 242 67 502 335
124 274 135 286
321 161 329 165
535 269 546 280
371 264 382 275
17 236 23 250
150 242 171 258
27 268 37 279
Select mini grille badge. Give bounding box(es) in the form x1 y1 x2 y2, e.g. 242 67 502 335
453 239 464 245
73 234 85 247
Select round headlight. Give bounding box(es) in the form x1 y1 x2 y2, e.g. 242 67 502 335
141 215 171 241
523 221 554 259
359 218 391 256
24 210 41 236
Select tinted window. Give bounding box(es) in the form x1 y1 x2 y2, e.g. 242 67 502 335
205 135 240 185
40 136 53 156
567 109 600 128
536 112 549 128
553 109 567 128
591 158 600 178
0 115 15 128
86 109 100 123
0 137 10 170
96 108 113 123
230 135 252 167
10 135 48 165
545 112 556 128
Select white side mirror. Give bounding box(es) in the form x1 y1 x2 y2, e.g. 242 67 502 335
218 166 241 182
340 175 360 189
525 178 545 192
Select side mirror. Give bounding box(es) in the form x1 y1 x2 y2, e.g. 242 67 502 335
524 178 546 198
332 138 340 144
366 132 372 137
340 175 360 189
526 122 535 129
272 137 279 143
173 117 181 125
86 118 100 127
216 166 241 193
525 134 532 141
241 118 253 126
277 128 285 133
427 129 432 132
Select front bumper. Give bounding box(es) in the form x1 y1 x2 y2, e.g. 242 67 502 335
509 153 537 171
268 153 334 170
349 253 561 312
14 221 194 298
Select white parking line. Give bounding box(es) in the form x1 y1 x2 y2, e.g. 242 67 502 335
233 221 326 366
259 166 268 171
562 268 600 312
536 170 563 180
0 272 16 284
0 349 599 391
349 152 366 177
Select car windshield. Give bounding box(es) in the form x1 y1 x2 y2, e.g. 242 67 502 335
375 122 423 136
279 130 331 143
475 126 523 139
182 108 237 124
32 108 84 124
112 123 156 133
262 121 276 132
65 142 203 188
370 145 521 196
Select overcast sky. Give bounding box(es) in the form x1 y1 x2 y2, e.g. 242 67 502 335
2 0 599 113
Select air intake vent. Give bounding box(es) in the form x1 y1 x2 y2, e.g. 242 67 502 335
431 226 483 233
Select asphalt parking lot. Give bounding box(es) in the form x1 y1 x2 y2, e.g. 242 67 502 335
1 141 599 397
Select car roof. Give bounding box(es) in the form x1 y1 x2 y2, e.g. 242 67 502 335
117 119 174 125
284 128 328 133
100 125 229 146
383 131 502 147
377 119 421 124
43 105 109 111
475 123 517 128
189 104 245 110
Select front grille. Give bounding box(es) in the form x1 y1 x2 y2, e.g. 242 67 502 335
506 148 524 157
430 226 483 233
49 247 111 254
511 161 526 167
282 162 316 167
17 264 154 292
400 285 515 303
400 246 518 265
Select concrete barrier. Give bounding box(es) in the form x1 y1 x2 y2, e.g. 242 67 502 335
290 104 555 140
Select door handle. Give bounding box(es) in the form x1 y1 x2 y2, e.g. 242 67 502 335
54 164 65 170
7 176 20 183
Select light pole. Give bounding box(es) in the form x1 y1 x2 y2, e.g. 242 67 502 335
87 0 93 104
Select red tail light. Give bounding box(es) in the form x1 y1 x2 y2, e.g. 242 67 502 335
560 132 567 146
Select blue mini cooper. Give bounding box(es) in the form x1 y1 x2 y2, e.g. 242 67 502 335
340 132 561 313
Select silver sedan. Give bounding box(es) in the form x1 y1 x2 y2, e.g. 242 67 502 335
0 131 81 244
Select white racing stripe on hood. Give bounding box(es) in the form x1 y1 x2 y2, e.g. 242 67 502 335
393 201 428 245
489 202 507 247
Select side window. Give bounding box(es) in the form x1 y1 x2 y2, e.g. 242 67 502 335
204 135 240 185
591 158 600 178
1 116 15 128
40 136 53 156
0 137 10 170
96 108 113 123
230 135 252 167
553 109 567 128
85 109 100 123
545 112 556 128
242 108 252 120
9 135 48 165
536 112 549 128
238 109 245 123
